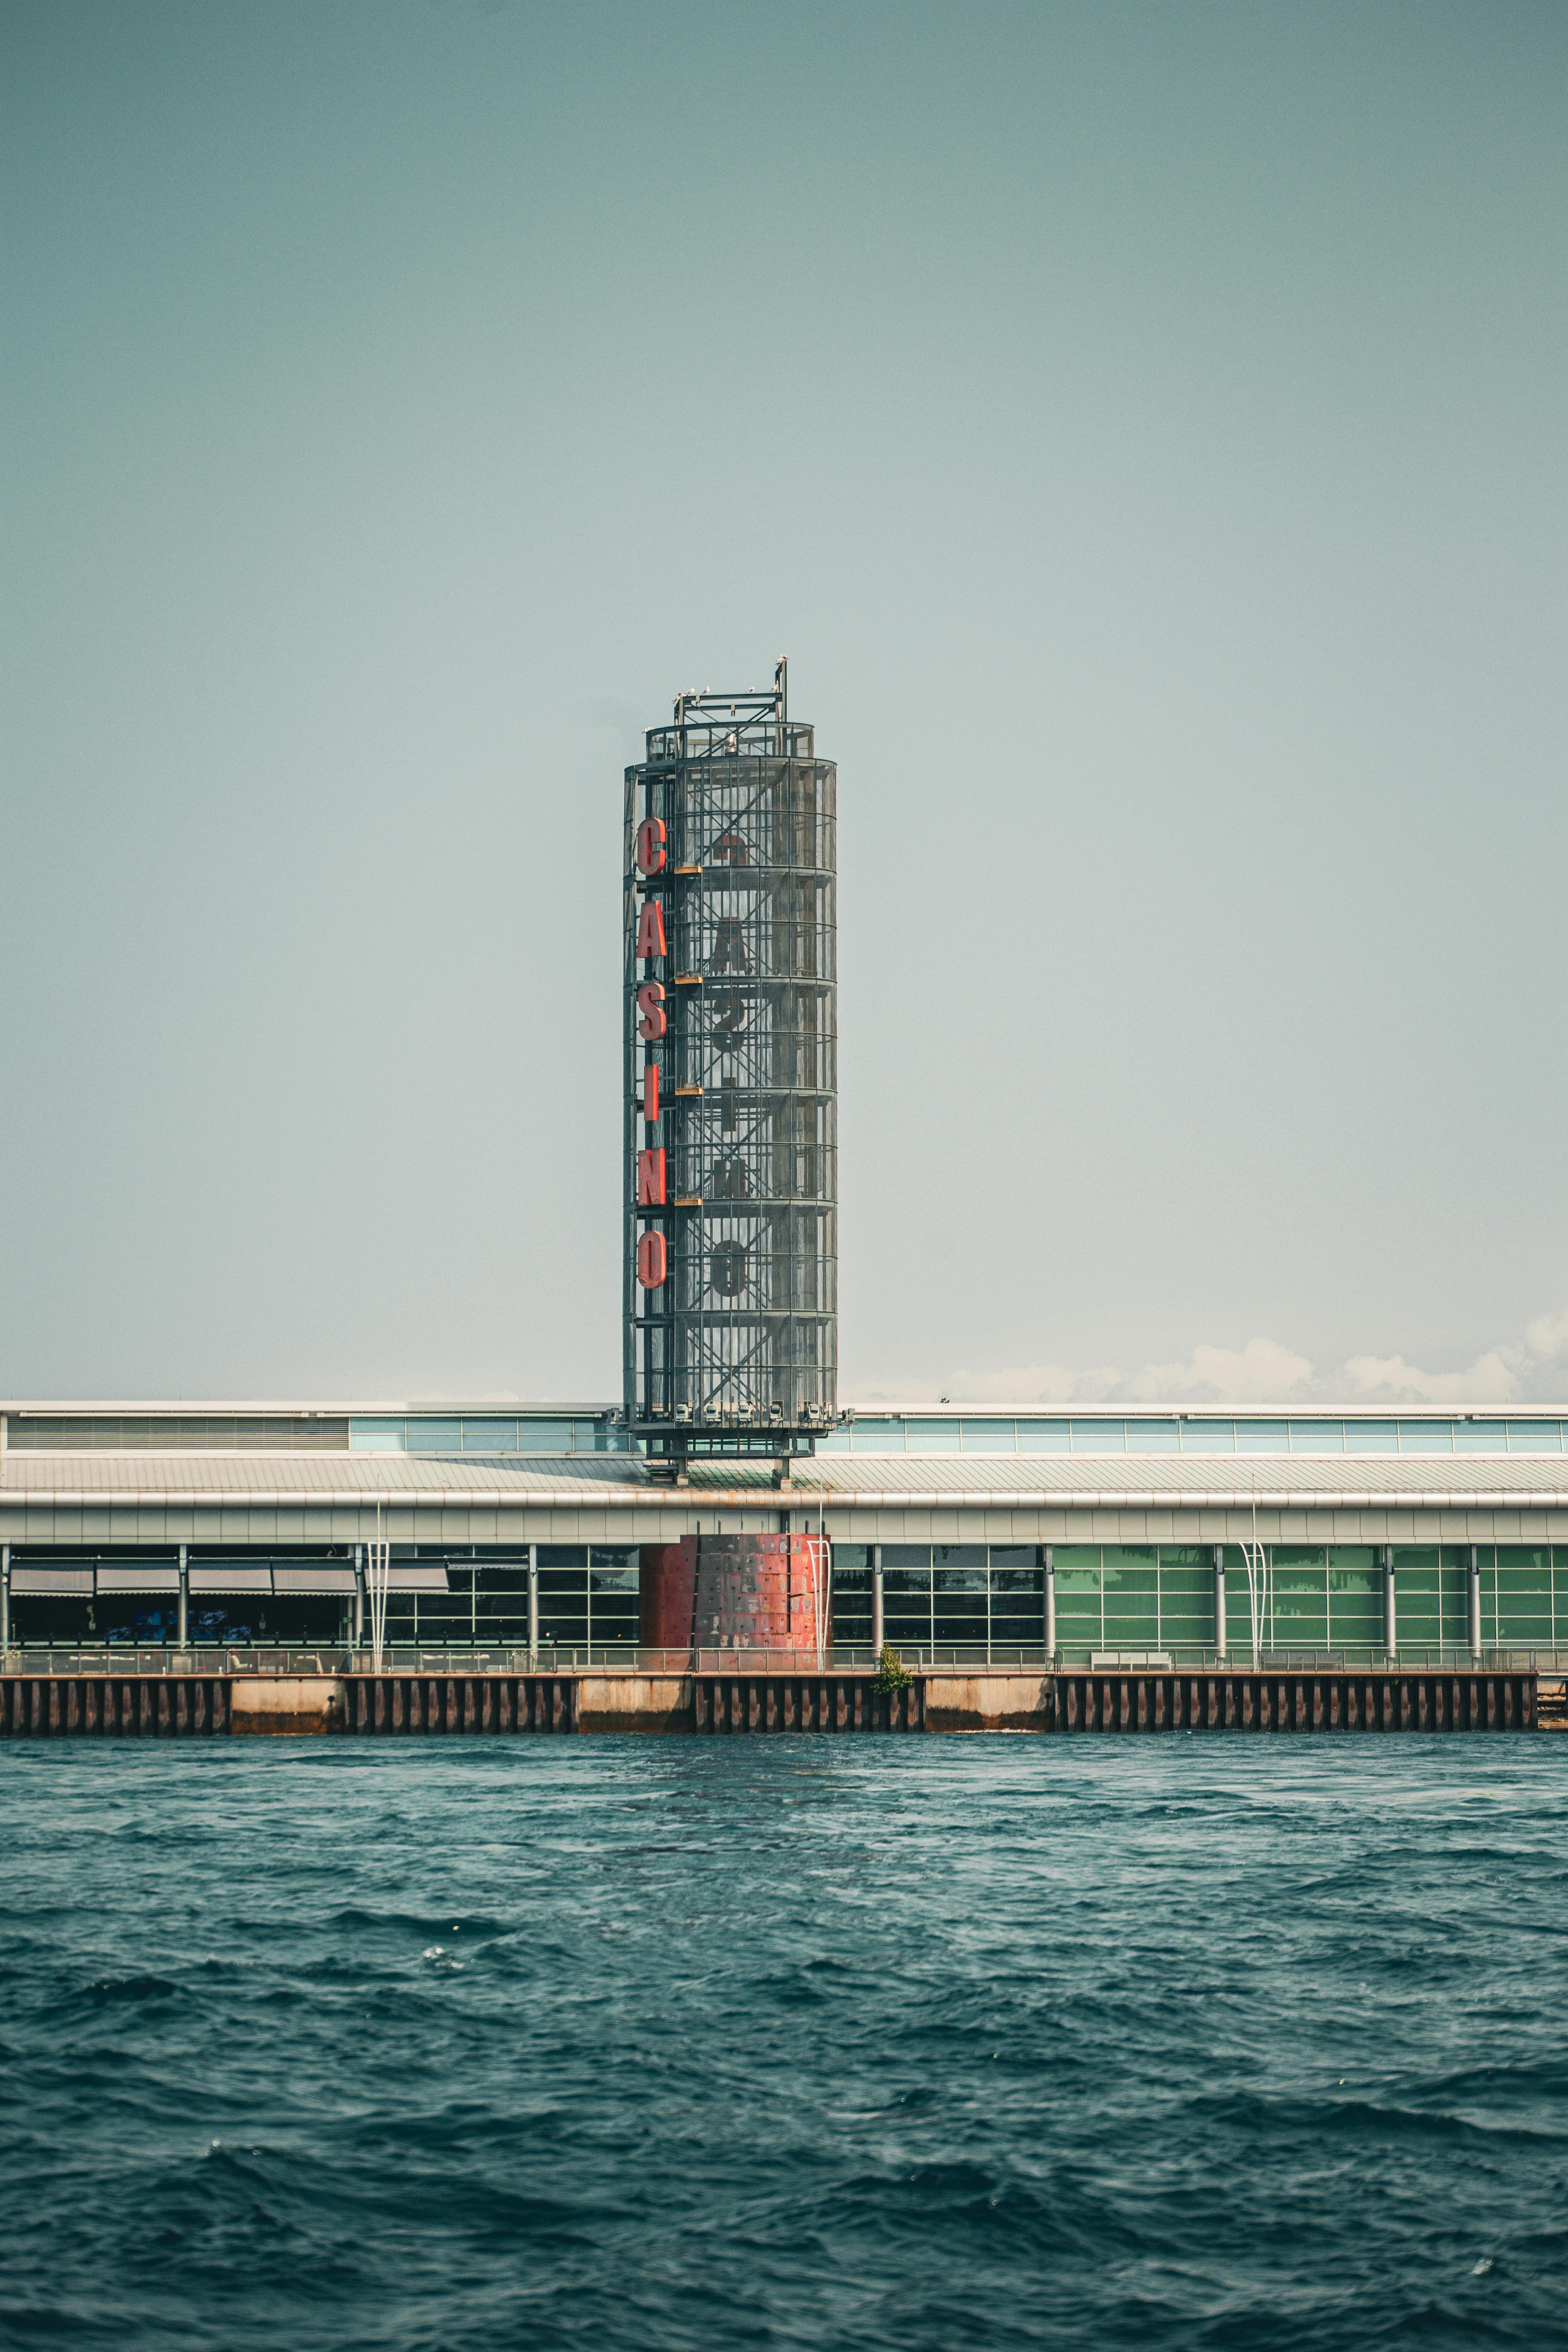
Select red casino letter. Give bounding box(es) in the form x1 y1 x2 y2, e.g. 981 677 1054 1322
637 1148 666 1206
636 981 666 1039
642 1061 660 1124
636 1228 667 1289
636 816 667 876
635 897 667 960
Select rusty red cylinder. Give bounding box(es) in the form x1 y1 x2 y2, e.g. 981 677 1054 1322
639 1535 830 1654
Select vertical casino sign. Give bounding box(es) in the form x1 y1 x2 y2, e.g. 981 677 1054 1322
623 664 838 1467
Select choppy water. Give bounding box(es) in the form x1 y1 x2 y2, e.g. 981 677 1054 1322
2 1737 1565 2350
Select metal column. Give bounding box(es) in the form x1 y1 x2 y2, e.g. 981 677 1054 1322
528 1542 539 1663
1044 1544 1056 1658
1213 1544 1227 1661
1383 1544 1397 1658
1467 1544 1481 1661
177 1544 188 1648
353 1544 365 1649
871 1544 884 1654
0 1542 9 1655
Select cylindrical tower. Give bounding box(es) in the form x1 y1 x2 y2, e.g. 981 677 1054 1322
624 662 837 1467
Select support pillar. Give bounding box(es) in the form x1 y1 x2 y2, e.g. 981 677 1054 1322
1467 1544 1481 1662
353 1544 365 1650
177 1543 188 1649
1044 1544 1056 1659
871 1544 884 1655
1213 1545 1227 1661
528 1542 539 1664
1 1541 9 1657
1383 1544 1396 1659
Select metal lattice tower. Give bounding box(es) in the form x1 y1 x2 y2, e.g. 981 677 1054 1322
624 661 837 1465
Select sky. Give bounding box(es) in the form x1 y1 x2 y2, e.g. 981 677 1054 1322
3 0 1565 1408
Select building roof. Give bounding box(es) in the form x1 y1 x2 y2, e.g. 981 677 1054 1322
6 1449 1568 1511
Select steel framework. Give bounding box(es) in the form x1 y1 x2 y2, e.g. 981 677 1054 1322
624 662 837 1463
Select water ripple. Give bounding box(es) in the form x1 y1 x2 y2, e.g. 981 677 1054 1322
1 1737 1565 2348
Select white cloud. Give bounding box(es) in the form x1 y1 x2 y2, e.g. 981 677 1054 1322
1336 1351 1513 1404
1124 1338 1313 1403
847 1306 1568 1407
1525 1307 1568 1365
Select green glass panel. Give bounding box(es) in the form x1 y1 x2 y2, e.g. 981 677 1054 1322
1157 1568 1212 1594
1498 1611 1551 1642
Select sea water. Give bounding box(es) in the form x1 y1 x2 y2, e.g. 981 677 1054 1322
1 1736 1564 2349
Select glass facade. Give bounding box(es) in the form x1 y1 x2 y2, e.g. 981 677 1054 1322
6 1544 1568 1656
8 1409 1563 1458
827 1543 1568 1659
349 1418 628 1454
817 1415 1568 1456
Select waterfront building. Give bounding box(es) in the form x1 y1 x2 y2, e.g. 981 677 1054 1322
3 1400 1567 1663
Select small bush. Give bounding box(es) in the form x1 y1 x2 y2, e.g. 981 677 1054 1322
873 1642 910 1693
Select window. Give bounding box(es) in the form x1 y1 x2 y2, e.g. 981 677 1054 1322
959 1421 1016 1453
1016 1419 1071 1453
1327 1549 1379 1649
1397 1422 1453 1454
1179 1421 1235 1454
461 1420 518 1453
1102 1547 1157 1647
906 1419 962 1452
1289 1421 1344 1454
1071 1421 1125 1453
1455 1421 1508 1454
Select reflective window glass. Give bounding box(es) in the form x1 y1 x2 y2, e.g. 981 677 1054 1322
851 1418 905 1453
461 1419 518 1453
407 1420 461 1453
1016 1419 1071 1452
959 1421 1016 1453
1070 1421 1125 1452
1180 1421 1235 1453
1289 1421 1344 1454
1455 1421 1508 1453
1397 1421 1453 1454
882 1546 931 1570
349 1419 404 1452
475 1562 529 1593
1508 1421 1564 1453
1234 1420 1289 1454
516 1419 574 1452
1345 1420 1398 1453
906 1419 962 1452
1125 1419 1181 1453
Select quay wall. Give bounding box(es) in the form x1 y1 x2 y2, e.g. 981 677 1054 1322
3 1666 1558 1735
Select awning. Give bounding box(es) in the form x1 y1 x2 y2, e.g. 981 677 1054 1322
272 1566 356 1595
386 1564 451 1591
188 1565 272 1594
11 1567 94 1595
95 1565 180 1593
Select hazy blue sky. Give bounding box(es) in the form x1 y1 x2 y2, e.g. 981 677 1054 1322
4 0 1565 1406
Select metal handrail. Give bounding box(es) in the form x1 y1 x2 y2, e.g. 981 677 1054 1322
2 1640 1563 1678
